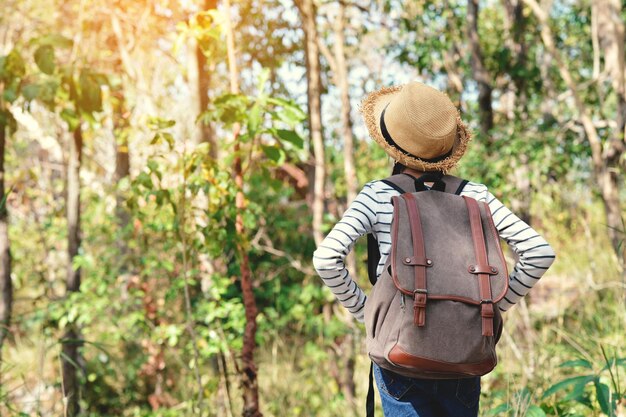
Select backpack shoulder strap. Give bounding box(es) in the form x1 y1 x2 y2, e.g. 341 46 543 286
381 173 469 195
441 175 469 195
365 173 468 286
366 175 412 286
380 174 416 194
367 233 380 286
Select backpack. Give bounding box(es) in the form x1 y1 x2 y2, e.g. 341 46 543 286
364 172 509 415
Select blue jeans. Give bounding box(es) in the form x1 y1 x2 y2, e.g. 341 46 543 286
373 363 480 417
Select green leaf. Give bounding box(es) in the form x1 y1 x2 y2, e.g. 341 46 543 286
543 375 595 398
486 403 511 415
148 117 176 130
563 379 588 401
594 381 614 417
214 93 249 125
248 103 262 137
0 185 13 211
267 98 306 124
560 359 593 369
60 108 80 131
261 145 284 164
276 105 305 125
256 68 270 94
0 56 6 79
276 129 304 149
32 34 74 49
147 159 159 172
3 84 18 103
526 405 546 417
22 83 41 101
601 357 626 371
136 172 153 189
34 45 55 74
150 132 175 150
4 49 26 80
38 79 59 107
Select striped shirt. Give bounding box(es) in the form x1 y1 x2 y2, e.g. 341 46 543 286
312 179 556 323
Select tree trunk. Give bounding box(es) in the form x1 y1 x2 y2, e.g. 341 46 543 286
525 0 625 266
0 122 12 375
502 0 528 115
595 0 626 165
594 0 626 272
197 0 219 159
113 91 131 257
296 0 326 246
333 3 358 405
223 1 262 415
502 0 532 225
62 124 84 417
466 0 494 141
334 4 356 204
443 46 464 106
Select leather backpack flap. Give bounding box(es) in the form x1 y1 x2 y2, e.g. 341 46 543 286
390 191 508 305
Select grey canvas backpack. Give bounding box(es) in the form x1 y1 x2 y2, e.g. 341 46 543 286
364 172 509 415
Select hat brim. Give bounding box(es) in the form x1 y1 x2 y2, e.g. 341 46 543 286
359 85 472 173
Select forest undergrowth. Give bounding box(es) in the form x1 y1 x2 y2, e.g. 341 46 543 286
0 170 623 417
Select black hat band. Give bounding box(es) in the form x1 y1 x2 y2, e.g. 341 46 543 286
380 106 453 163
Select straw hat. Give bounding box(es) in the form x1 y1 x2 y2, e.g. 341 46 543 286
360 81 472 173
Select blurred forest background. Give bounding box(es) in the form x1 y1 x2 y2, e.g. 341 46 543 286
0 0 625 416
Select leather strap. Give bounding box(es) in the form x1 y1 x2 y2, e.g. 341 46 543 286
367 233 381 285
382 173 467 195
403 193 430 327
366 362 375 417
464 196 495 337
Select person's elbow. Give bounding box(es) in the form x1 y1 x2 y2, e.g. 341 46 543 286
545 243 556 267
312 246 334 275
535 239 557 269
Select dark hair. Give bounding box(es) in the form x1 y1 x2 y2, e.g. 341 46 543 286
391 161 407 175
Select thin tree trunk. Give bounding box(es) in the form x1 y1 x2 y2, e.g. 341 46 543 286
502 0 528 114
443 46 464 106
467 0 494 141
62 124 83 417
113 91 131 256
502 0 532 225
296 0 326 246
334 4 356 204
595 0 626 157
332 3 357 406
197 0 219 159
0 122 12 375
223 0 262 415
525 0 625 266
140 278 171 410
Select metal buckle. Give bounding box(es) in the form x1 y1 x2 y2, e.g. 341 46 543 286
413 289 428 294
480 298 493 304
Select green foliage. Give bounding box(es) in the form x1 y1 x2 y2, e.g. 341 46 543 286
2 1 624 416
34 45 55 75
541 350 626 417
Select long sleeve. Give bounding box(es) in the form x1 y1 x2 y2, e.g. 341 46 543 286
485 191 556 311
312 182 379 322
